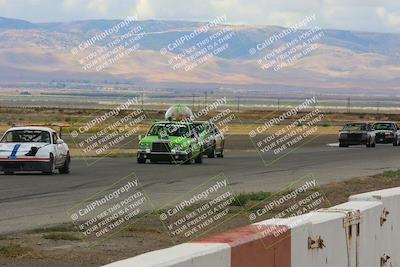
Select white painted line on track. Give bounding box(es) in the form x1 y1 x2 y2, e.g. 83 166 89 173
327 143 339 147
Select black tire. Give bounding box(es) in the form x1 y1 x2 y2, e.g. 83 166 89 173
394 137 399 146
195 151 203 164
339 142 348 148
207 147 216 158
137 157 146 164
217 148 224 158
371 140 376 147
59 153 70 174
183 152 193 165
43 154 55 175
366 138 371 147
150 158 158 164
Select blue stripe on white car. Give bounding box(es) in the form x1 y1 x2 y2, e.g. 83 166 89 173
8 144 21 160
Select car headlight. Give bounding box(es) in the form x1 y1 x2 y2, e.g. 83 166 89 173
385 132 393 136
139 143 150 150
171 142 183 150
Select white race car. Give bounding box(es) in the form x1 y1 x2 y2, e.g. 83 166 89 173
0 126 70 174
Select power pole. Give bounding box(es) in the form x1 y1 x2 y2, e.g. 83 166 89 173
192 94 195 112
204 91 208 109
347 96 351 113
277 98 280 111
377 102 380 114
313 97 317 111
141 92 144 111
237 96 240 113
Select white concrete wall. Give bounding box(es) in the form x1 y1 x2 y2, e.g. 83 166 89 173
350 187 400 267
104 243 230 267
104 187 400 267
257 200 385 267
331 200 383 267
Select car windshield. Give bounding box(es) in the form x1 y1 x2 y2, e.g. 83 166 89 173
1 130 51 143
342 124 367 131
374 123 394 130
148 123 190 137
193 123 209 135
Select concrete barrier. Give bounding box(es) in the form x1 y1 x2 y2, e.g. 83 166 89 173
104 243 231 267
104 187 400 267
350 187 400 267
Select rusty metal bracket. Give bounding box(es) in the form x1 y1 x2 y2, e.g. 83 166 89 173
316 208 361 227
381 254 391 266
308 236 325 250
343 210 361 227
380 208 390 226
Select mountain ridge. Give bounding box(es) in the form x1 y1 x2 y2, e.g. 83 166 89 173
0 16 399 92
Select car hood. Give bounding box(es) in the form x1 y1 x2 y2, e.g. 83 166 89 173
0 143 49 153
139 136 193 148
374 130 394 133
340 131 368 134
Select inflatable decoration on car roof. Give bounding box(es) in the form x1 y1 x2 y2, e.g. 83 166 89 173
165 104 193 121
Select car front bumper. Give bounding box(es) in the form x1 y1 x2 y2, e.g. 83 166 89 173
0 158 50 172
137 151 189 162
375 134 394 144
339 138 368 145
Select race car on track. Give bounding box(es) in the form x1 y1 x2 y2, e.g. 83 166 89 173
373 122 400 146
193 121 225 158
339 123 376 147
0 126 71 174
137 121 203 164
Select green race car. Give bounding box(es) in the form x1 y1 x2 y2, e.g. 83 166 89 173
137 121 203 164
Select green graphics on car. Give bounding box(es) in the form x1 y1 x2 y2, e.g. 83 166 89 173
137 105 203 164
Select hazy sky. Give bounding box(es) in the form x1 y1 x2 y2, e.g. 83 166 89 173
0 0 399 33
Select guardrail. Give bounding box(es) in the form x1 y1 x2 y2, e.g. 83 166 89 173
104 187 400 267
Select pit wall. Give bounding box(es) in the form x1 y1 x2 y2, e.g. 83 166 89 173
104 187 400 267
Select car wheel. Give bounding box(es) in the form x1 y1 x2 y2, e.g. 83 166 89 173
195 151 203 164
339 142 347 148
183 152 193 165
394 137 399 146
59 153 70 174
366 138 371 147
208 147 216 158
217 148 224 158
137 157 146 164
371 140 376 147
150 158 158 164
44 154 55 175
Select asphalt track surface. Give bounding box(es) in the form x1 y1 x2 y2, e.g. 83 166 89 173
1 141 400 234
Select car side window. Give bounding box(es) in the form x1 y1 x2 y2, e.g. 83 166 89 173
2 132 13 142
52 133 58 144
188 125 196 138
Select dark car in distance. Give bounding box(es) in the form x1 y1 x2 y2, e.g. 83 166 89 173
339 123 376 148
